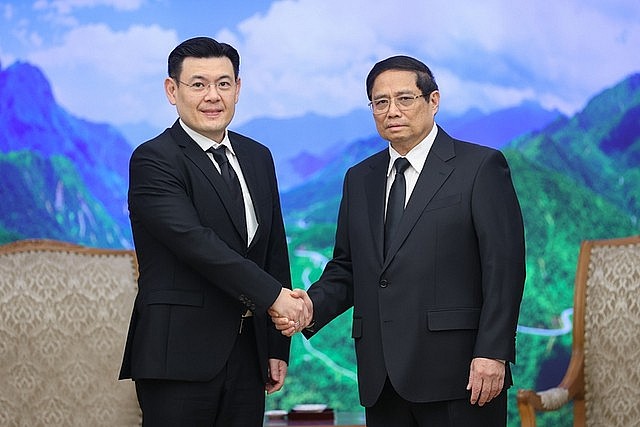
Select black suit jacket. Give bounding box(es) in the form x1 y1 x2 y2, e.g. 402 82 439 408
119 120 291 382
306 126 525 406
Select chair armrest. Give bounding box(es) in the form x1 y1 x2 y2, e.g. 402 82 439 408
518 387 569 409
517 387 569 427
516 351 583 426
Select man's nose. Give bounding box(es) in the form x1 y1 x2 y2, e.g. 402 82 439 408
386 99 402 116
203 84 222 100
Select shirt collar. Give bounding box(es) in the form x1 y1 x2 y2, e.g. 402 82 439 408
387 123 438 177
179 118 235 155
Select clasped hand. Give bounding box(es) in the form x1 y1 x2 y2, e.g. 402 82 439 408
268 289 313 336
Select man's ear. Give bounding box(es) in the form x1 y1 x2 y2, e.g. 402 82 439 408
165 77 178 105
430 90 440 115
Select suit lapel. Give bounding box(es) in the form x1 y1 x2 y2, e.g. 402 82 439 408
383 128 455 268
171 122 248 242
363 151 389 266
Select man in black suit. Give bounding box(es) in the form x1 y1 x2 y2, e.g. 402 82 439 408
119 37 309 426
274 56 526 426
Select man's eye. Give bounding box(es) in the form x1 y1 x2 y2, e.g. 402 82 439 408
219 81 231 87
375 99 389 106
398 96 413 102
192 82 206 88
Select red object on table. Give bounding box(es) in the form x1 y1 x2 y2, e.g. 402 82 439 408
287 408 334 422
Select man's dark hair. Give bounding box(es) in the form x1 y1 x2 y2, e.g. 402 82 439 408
366 55 438 100
168 36 240 80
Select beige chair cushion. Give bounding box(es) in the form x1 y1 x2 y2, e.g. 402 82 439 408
0 241 141 426
584 241 640 426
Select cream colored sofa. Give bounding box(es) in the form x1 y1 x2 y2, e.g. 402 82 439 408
0 239 141 426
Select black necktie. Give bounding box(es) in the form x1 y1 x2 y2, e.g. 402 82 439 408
209 146 247 241
384 157 410 255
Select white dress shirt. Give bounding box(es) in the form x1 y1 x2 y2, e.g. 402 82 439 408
179 119 258 246
385 124 438 217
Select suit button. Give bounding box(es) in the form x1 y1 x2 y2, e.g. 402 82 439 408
379 279 388 288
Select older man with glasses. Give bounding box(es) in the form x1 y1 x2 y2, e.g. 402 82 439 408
274 55 526 427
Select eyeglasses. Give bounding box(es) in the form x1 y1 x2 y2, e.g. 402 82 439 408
177 79 235 94
369 94 425 114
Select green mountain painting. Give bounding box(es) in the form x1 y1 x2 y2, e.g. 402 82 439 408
1 60 638 426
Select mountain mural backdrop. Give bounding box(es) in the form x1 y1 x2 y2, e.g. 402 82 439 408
1 60 638 426
0 62 132 248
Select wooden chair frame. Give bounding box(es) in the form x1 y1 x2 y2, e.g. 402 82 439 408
0 238 138 268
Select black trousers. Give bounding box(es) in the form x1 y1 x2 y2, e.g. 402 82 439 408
135 320 264 427
365 377 507 427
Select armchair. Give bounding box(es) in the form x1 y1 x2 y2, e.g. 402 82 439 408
0 239 141 426
517 236 640 426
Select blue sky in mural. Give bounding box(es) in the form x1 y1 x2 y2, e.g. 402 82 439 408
1 0 639 132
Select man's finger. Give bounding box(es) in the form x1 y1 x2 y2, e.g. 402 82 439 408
469 377 482 404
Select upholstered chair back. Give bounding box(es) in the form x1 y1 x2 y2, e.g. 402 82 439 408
0 240 141 426
582 239 640 425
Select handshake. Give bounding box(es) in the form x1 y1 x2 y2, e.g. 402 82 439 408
268 288 314 337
